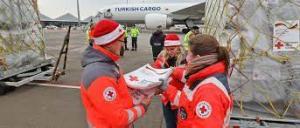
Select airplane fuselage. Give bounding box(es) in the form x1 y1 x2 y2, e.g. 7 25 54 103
100 3 198 25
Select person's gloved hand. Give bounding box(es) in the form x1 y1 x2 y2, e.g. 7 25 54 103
140 96 152 111
159 78 170 91
154 88 164 95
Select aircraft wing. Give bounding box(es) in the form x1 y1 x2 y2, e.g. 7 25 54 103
170 2 206 20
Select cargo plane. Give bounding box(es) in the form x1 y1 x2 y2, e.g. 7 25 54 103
93 1 206 31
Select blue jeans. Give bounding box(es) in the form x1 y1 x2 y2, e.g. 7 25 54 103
162 102 177 128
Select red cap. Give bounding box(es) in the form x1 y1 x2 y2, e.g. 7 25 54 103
92 19 124 45
164 33 181 47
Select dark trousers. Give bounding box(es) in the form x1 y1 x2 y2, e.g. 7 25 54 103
120 45 124 56
152 46 163 61
162 103 177 128
132 37 137 50
124 37 128 50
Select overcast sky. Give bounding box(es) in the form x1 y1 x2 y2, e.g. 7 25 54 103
38 0 199 20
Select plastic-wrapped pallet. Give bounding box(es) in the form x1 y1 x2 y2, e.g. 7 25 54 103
204 0 300 118
0 0 47 80
124 64 173 105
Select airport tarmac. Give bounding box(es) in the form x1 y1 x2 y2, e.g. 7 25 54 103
0 29 174 128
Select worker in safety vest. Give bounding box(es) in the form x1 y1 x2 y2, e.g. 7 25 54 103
119 24 128 56
123 24 129 50
86 23 94 46
130 25 140 51
80 19 152 128
183 26 200 51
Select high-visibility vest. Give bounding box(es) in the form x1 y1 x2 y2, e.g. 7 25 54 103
122 25 128 38
86 28 93 43
183 31 192 51
130 27 140 37
86 30 90 42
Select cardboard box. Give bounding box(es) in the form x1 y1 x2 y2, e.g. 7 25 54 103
273 20 300 52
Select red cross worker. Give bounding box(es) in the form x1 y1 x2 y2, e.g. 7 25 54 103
80 19 152 128
163 34 233 128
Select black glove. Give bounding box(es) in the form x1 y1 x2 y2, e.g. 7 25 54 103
140 102 149 111
159 78 169 91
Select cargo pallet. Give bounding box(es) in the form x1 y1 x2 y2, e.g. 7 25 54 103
0 59 55 95
230 115 300 128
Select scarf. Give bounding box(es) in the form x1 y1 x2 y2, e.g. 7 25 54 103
186 54 218 76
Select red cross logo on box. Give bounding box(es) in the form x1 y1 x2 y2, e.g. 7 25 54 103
129 75 139 81
275 41 284 49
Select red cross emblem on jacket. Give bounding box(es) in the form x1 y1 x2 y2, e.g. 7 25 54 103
103 87 117 101
200 105 207 114
196 101 212 119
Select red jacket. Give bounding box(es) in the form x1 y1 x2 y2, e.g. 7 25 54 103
161 67 186 106
165 62 233 128
152 52 166 69
151 53 185 105
80 45 145 128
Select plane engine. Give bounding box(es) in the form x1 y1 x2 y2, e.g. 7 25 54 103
145 13 173 29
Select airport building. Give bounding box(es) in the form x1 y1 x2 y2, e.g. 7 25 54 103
39 13 90 28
